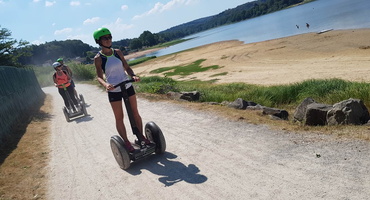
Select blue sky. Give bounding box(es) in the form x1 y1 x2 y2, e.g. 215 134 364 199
0 0 252 47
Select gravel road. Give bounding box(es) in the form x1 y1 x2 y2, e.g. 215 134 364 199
43 84 370 200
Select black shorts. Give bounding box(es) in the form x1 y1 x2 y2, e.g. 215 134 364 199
108 85 136 102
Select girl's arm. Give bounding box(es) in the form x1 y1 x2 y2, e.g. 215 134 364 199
94 54 112 90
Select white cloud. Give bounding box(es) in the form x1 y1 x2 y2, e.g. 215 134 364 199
133 0 194 20
121 5 128 11
54 28 73 35
83 17 100 25
33 0 41 3
45 1 56 7
104 18 134 38
70 1 80 6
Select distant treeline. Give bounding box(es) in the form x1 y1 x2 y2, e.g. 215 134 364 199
158 0 306 40
14 0 306 66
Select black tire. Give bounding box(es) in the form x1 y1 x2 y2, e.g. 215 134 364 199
110 135 131 170
79 94 85 105
145 121 166 154
63 107 70 122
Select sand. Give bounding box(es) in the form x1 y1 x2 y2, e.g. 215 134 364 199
131 29 370 85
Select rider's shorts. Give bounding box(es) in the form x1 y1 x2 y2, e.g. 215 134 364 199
108 85 136 102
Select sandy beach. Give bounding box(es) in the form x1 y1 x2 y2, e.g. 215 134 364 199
132 29 370 85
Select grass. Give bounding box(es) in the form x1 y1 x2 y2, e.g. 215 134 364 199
136 77 370 110
150 59 221 77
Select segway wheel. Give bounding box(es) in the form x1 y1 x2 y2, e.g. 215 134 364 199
63 107 71 122
82 104 88 116
110 135 131 170
145 121 166 154
79 94 85 105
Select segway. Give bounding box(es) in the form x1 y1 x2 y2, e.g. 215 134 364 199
59 83 88 122
110 79 166 170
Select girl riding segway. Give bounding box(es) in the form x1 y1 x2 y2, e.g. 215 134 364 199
52 62 79 112
93 27 150 152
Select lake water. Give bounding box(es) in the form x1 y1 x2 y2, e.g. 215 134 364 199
145 0 370 58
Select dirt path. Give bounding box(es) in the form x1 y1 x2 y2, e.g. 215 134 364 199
43 84 370 199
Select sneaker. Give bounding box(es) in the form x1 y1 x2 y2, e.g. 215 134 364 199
124 141 135 152
136 137 151 145
143 138 151 145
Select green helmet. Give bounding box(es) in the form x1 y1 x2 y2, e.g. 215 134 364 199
57 58 63 62
93 27 111 43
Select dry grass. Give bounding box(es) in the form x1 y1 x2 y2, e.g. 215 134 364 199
0 95 52 200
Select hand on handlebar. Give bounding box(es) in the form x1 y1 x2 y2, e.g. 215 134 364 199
105 83 114 91
132 75 140 82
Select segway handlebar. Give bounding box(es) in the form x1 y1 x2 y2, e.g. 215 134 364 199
113 79 135 88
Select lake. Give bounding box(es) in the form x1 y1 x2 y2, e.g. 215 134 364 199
145 0 370 58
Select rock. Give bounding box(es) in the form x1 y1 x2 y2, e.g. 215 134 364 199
227 98 258 110
293 97 316 122
327 98 370 125
305 103 333 126
166 91 200 101
262 107 289 120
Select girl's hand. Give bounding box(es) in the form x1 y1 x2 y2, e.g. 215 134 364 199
105 83 114 91
132 75 140 82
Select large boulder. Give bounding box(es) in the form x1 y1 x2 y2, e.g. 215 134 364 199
327 98 370 125
305 103 333 126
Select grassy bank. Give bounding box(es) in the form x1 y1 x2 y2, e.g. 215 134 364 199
136 76 370 109
32 57 370 110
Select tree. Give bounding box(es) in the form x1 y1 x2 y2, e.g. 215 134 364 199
0 26 30 66
139 31 156 47
129 38 143 50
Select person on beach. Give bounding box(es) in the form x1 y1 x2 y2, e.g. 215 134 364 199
93 27 150 152
52 62 79 111
57 58 79 100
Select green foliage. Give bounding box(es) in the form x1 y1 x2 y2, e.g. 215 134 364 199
135 77 370 109
32 65 55 87
0 26 30 67
150 59 220 77
68 63 96 81
32 62 96 87
136 76 178 94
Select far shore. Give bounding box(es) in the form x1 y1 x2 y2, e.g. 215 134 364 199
131 28 370 86
124 48 164 60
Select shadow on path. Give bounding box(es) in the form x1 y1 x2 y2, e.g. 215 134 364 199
126 152 208 187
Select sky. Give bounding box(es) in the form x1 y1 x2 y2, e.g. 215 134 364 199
0 0 252 47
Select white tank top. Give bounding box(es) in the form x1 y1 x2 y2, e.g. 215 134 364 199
100 50 132 92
